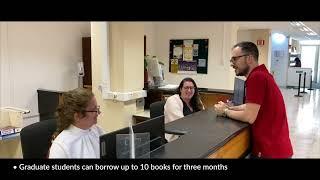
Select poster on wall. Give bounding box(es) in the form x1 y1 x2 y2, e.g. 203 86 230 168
183 40 194 61
173 45 183 60
169 39 209 74
179 61 197 74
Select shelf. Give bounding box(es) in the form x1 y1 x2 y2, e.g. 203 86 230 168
0 133 20 141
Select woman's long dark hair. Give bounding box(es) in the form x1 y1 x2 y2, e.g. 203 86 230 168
177 77 202 112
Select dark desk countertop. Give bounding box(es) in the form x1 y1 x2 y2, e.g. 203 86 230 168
150 109 249 158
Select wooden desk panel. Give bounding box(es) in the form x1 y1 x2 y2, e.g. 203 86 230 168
200 92 232 109
207 128 250 158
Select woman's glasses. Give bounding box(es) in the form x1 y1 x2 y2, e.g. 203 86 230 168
84 106 101 114
183 86 195 90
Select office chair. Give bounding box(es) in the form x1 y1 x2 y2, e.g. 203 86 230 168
150 101 166 119
150 100 184 142
20 118 57 158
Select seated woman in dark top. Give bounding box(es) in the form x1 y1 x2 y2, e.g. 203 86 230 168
164 77 204 141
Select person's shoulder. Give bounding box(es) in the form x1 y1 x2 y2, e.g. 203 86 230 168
251 65 269 76
252 70 267 76
247 69 271 84
165 94 183 109
166 94 181 102
53 129 72 142
53 127 83 145
168 94 180 99
51 131 69 150
249 70 265 79
91 124 105 136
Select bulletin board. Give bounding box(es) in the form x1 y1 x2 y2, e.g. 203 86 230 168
169 39 208 74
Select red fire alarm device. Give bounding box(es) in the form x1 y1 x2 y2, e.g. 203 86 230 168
257 40 265 46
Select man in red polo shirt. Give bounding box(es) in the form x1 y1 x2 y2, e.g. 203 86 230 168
214 41 293 158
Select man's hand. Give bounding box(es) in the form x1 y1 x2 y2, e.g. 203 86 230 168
214 101 228 116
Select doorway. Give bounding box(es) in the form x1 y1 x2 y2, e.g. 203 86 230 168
301 45 320 88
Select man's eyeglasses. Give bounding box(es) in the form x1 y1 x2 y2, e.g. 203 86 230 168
230 54 249 63
84 106 101 114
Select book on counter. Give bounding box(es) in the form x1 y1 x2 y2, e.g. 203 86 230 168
0 126 21 139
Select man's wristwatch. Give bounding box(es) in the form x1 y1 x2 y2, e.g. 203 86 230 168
223 108 228 117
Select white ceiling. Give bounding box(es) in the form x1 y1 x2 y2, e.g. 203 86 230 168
234 21 320 41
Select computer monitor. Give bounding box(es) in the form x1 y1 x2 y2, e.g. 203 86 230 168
232 77 245 106
100 115 165 159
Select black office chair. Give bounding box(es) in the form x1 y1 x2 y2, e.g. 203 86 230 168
150 100 184 141
20 118 57 158
150 101 166 119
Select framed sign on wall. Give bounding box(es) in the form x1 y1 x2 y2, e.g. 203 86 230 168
169 39 209 74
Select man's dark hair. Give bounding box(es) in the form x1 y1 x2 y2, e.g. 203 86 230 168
233 41 259 62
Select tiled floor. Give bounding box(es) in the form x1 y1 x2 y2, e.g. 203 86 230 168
281 88 320 158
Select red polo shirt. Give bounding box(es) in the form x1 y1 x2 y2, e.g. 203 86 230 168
245 64 293 158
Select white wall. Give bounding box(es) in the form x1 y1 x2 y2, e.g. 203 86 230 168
0 22 91 123
153 22 237 90
237 29 271 70
144 22 156 56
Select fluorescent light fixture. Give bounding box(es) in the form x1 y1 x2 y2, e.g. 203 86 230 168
299 22 306 26
290 21 318 40
303 27 309 31
307 32 317 36
290 21 299 27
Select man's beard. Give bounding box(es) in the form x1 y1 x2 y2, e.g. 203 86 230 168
236 65 249 76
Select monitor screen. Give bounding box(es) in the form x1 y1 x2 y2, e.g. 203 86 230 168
232 77 245 106
100 115 165 159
